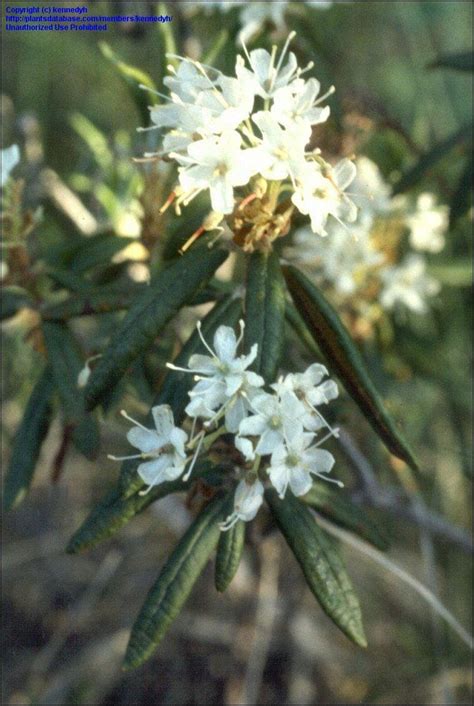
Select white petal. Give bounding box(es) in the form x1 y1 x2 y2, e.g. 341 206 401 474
225 394 248 433
238 414 267 437
187 354 218 374
268 463 289 497
169 427 188 456
289 468 313 497
234 479 264 521
334 159 356 191
151 404 175 437
304 448 335 474
127 427 161 453
235 436 255 461
256 428 284 456
137 456 170 486
213 325 237 362
210 177 234 214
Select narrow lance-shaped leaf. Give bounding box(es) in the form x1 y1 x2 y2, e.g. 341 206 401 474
302 483 390 552
392 124 472 195
283 265 418 471
244 250 286 383
215 495 245 592
99 42 157 125
84 244 228 411
450 155 473 226
119 294 242 498
1 287 34 321
266 488 367 647
428 51 474 72
42 321 100 460
67 462 223 554
4 368 54 511
123 493 228 670
69 232 134 274
41 286 145 320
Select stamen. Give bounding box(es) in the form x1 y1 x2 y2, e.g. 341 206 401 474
159 190 177 214
314 427 341 447
166 362 191 373
274 31 296 77
315 85 336 104
314 473 344 488
138 84 173 102
219 513 239 531
107 453 142 461
183 431 204 481
240 40 253 68
236 319 245 348
179 225 205 254
136 125 161 133
196 321 216 357
120 410 150 431
237 193 258 211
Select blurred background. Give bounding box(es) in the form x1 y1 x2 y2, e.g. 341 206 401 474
2 2 473 704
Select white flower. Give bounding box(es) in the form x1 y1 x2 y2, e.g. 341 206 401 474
196 75 256 133
272 364 339 431
1 144 20 187
237 2 288 44
270 78 332 129
252 111 311 182
288 221 385 295
109 405 188 488
407 193 448 253
350 156 392 216
238 390 306 455
163 60 217 103
220 478 265 530
379 254 440 314
292 158 358 236
268 430 337 499
235 36 301 99
173 131 265 213
169 321 264 432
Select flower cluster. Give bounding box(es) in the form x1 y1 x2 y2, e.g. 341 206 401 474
111 321 341 530
140 34 357 249
287 157 445 315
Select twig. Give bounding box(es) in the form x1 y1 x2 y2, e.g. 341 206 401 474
314 513 474 651
339 428 473 555
239 537 280 705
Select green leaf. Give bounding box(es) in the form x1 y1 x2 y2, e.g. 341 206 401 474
428 51 474 72
119 294 242 498
67 465 215 554
42 321 100 459
3 368 54 511
0 286 34 321
202 29 229 66
392 124 472 195
84 244 228 411
41 286 145 320
69 232 133 274
215 497 245 592
283 265 418 471
302 483 390 552
99 42 157 125
285 301 321 358
157 3 178 69
450 155 473 226
244 250 286 383
266 488 367 647
123 493 228 670
428 260 473 287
